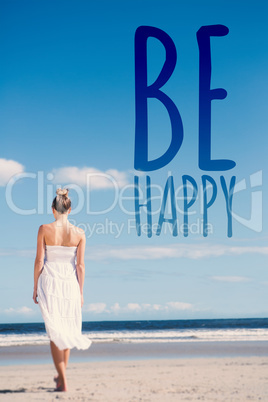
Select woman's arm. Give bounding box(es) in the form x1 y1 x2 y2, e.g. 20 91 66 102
76 231 86 307
33 225 45 304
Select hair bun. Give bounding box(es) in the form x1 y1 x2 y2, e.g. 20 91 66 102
56 188 69 197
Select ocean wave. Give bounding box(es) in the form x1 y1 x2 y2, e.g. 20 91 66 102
0 328 268 347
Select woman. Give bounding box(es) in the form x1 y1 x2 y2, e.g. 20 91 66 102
33 188 92 392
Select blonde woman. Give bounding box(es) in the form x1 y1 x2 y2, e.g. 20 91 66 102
33 188 91 392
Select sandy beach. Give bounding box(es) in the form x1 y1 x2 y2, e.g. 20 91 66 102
0 357 268 401
0 342 268 401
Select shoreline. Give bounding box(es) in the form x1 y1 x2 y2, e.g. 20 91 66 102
1 340 268 366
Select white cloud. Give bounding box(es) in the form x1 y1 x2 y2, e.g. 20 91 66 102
165 301 193 310
211 276 251 283
110 302 121 314
84 243 268 261
0 248 36 258
1 243 268 262
50 166 129 189
151 304 161 311
18 306 33 314
83 301 194 315
126 303 142 312
4 306 34 315
0 158 25 186
83 303 107 313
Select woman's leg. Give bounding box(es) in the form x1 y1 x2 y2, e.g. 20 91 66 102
64 349 70 368
53 348 70 387
50 341 68 391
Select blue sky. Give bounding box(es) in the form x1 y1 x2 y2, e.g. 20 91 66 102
0 0 268 323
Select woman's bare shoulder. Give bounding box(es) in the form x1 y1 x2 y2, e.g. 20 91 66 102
68 225 85 245
36 224 51 242
69 223 85 237
38 223 56 239
37 223 50 232
39 223 54 231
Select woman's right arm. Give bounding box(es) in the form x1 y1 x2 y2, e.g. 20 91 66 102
76 231 86 307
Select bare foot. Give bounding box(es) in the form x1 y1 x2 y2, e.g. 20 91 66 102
53 375 61 388
54 375 68 392
54 384 68 392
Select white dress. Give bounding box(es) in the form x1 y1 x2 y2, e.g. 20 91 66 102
37 245 92 350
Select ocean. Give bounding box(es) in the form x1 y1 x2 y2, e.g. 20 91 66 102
0 318 267 347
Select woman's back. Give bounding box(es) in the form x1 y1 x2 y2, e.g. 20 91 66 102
42 221 84 247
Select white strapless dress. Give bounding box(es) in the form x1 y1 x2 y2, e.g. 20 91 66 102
37 245 92 350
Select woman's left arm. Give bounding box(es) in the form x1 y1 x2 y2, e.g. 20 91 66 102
33 225 45 304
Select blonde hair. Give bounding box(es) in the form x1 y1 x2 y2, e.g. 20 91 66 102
51 188 71 213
